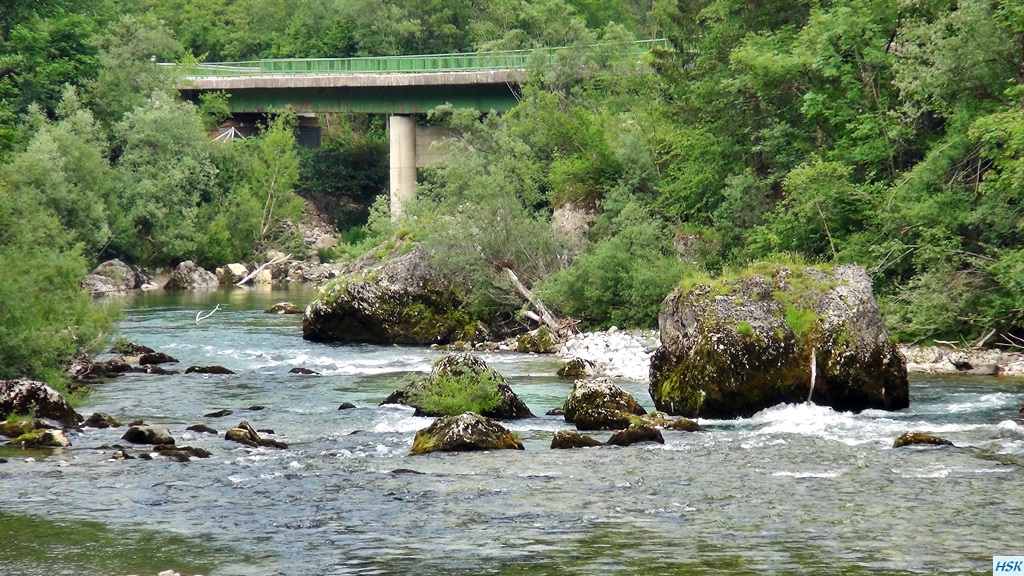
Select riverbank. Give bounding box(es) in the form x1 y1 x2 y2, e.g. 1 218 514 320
555 328 1024 382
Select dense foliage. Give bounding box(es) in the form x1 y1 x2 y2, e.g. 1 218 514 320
4 0 1024 387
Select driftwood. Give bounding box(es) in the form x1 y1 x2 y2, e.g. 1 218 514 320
504 268 578 337
235 254 291 286
196 304 221 324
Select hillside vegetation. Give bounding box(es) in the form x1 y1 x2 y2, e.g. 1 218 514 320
2 0 1024 385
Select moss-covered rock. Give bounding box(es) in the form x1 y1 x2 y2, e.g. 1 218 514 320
0 380 81 428
606 425 664 447
636 411 706 432
381 353 534 419
550 430 603 449
557 357 595 380
265 302 302 314
650 263 908 419
9 429 71 448
517 327 557 354
409 412 524 455
893 431 954 448
563 377 647 431
302 243 499 345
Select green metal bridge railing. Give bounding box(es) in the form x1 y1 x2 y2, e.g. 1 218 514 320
177 39 668 78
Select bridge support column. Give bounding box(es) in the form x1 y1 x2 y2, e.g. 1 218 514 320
389 115 417 219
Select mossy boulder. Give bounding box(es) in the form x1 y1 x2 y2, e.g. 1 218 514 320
557 357 595 380
606 425 664 447
9 429 71 448
893 431 954 448
0 380 81 428
381 353 534 419
563 377 647 431
550 430 603 449
409 412 524 455
650 263 908 419
637 411 706 432
302 243 495 345
517 327 557 354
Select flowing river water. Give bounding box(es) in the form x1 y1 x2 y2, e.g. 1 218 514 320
2 287 1024 575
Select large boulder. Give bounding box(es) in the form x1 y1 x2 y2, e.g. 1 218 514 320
409 412 524 455
121 425 175 445
649 263 909 419
381 353 534 419
563 377 647 431
164 261 218 290
302 242 491 345
80 259 150 296
0 380 80 428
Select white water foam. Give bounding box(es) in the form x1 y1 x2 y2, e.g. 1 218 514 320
771 469 845 479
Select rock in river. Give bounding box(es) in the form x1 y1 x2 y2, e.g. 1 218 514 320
0 380 80 428
164 261 218 290
122 425 175 445
893 432 954 448
381 353 534 419
550 430 602 449
302 242 498 345
563 377 646 431
650 263 908 419
409 412 524 455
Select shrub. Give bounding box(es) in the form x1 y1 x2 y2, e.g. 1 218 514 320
406 369 503 416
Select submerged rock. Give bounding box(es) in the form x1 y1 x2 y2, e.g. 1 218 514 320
381 353 534 419
138 352 179 365
0 380 80 428
408 412 524 455
302 243 496 346
606 425 664 447
893 432 954 448
563 377 646 431
639 411 706 432
550 430 602 449
289 367 320 375
650 263 908 419
185 365 236 375
186 424 218 435
266 302 302 314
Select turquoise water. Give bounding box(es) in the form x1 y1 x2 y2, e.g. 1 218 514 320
1 287 1023 575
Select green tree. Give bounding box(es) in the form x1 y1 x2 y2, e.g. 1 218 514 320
1 88 112 256
0 178 115 387
109 92 216 264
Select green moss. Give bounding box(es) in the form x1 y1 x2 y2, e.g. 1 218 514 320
736 321 754 338
517 327 556 353
783 304 820 339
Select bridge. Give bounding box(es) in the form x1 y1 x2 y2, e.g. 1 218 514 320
174 40 666 215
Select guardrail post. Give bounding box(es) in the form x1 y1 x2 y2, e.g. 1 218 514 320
389 115 417 219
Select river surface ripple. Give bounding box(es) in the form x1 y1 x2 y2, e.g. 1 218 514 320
2 287 1023 575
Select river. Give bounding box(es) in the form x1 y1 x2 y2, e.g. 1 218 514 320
1 287 1023 575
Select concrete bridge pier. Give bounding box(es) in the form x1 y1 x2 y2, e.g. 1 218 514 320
389 115 417 218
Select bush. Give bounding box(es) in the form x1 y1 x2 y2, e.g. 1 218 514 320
0 181 116 389
406 370 503 416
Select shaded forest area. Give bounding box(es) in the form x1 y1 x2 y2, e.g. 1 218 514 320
3 0 1024 387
